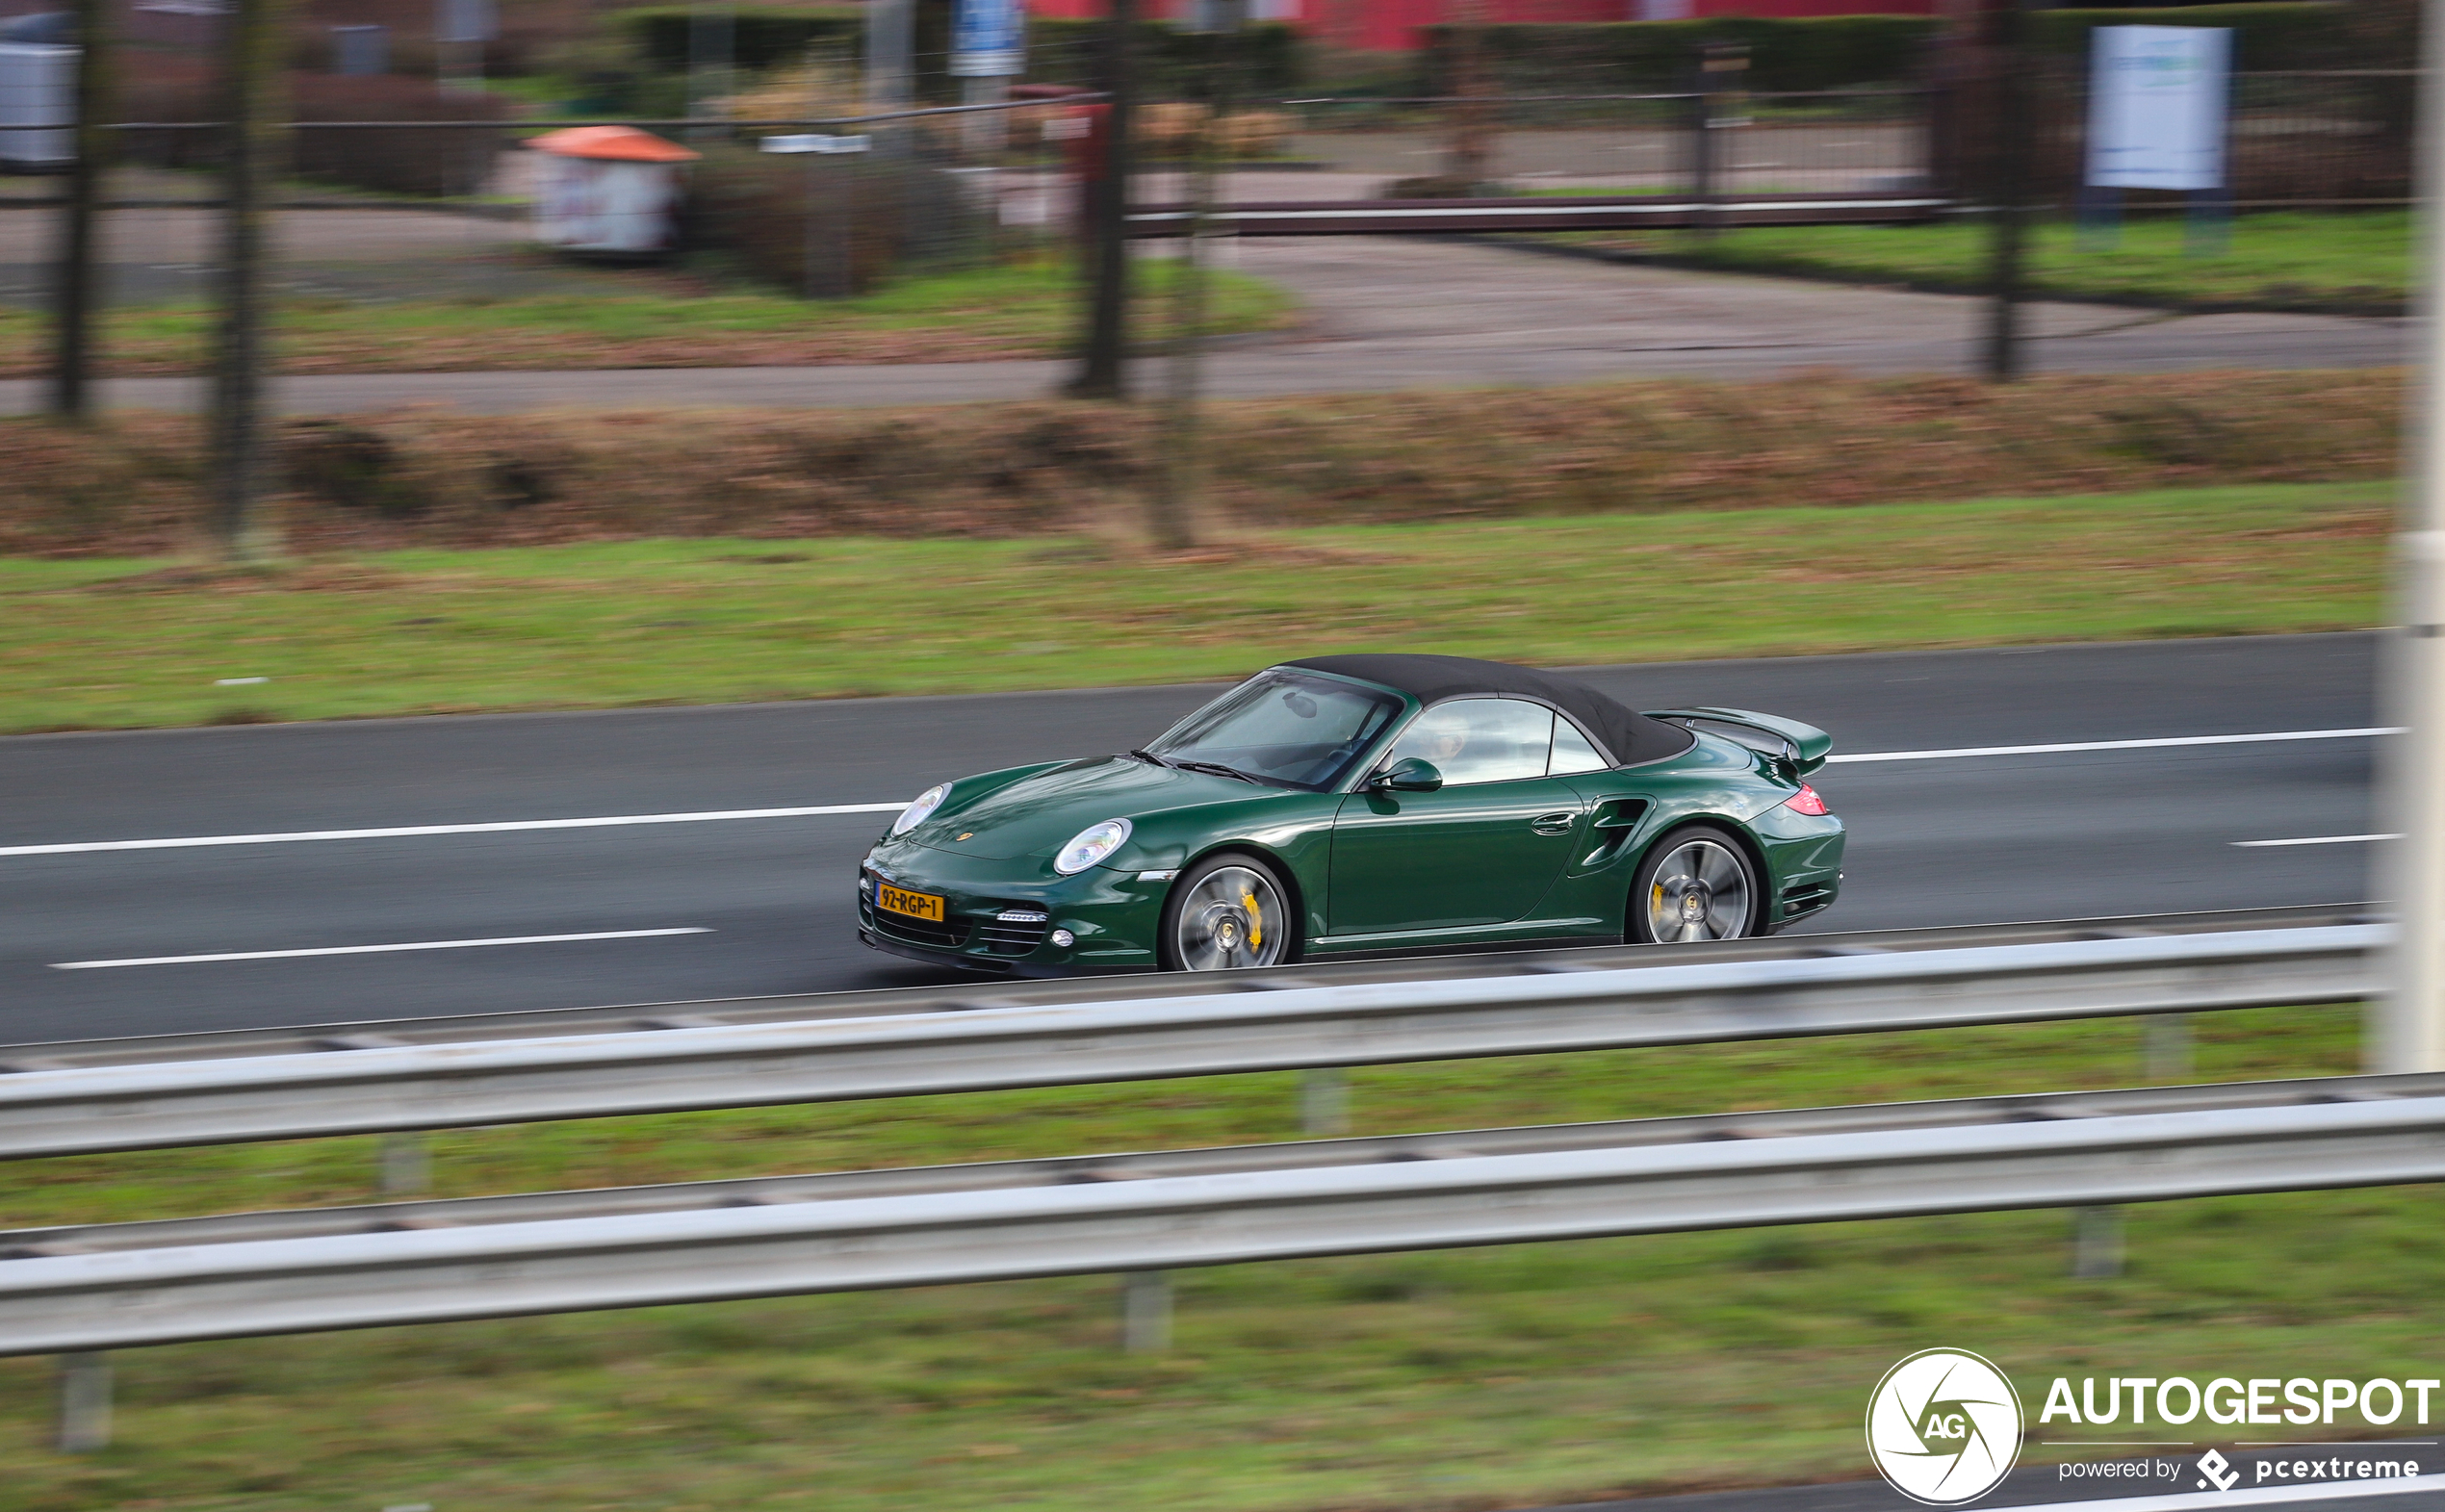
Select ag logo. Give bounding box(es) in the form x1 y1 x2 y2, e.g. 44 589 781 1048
1866 1349 2023 1505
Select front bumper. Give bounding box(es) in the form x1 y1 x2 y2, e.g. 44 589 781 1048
856 843 1168 975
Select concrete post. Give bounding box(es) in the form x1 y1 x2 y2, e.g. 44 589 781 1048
961 75 1009 157
1299 1067 1349 1137
55 1352 110 1452
379 1131 430 1195
2144 1014 2193 1083
1120 1269 1171 1353
2072 1205 2123 1279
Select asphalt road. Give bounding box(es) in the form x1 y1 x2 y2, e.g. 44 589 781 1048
0 632 2384 1048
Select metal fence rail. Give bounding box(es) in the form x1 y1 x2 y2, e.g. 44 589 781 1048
0 920 2383 1160
3 1075 2437 1356
1124 191 1948 237
13 1071 2432 1258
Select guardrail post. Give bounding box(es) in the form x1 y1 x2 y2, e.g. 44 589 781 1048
2145 1014 2193 1082
2072 1205 2124 1278
55 1352 111 1452
378 1132 429 1195
1300 1067 1349 1136
1120 1269 1171 1353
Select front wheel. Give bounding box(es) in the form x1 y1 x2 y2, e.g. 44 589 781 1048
1160 852 1295 971
1629 825 1760 943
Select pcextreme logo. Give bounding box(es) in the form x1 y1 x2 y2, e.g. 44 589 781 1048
1866 1349 2025 1506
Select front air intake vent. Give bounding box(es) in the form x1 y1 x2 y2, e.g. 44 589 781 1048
978 908 1050 956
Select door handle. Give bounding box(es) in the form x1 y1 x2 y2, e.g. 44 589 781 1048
1530 811 1578 835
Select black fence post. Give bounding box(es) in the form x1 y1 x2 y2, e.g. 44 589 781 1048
1069 0 1135 399
48 0 110 420
209 0 288 560
1982 0 2030 383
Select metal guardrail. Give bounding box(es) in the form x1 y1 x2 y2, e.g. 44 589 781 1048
3 1073 2436 1355
12 1071 2428 1256
0 904 2374 1067
0 915 2383 1160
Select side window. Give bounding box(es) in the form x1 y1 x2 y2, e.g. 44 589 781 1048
1383 699 1555 786
1549 717 1609 775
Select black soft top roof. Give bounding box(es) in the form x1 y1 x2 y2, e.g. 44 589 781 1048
1281 653 1694 768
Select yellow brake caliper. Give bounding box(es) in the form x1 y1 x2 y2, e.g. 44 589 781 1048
1241 890 1262 950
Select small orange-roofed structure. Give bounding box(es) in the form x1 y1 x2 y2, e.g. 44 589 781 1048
528 126 700 256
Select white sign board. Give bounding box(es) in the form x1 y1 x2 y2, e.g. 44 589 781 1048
760 134 871 154
2086 25 2229 191
949 0 1023 77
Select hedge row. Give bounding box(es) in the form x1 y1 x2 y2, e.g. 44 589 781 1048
613 5 865 74
1414 2 2355 92
1025 19 1307 94
2030 3 2358 69
1 370 2400 558
1420 15 1943 93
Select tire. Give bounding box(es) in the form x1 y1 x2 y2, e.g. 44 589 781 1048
1628 824 1761 944
1159 852 1296 971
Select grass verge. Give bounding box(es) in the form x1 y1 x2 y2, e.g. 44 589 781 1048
0 481 2390 733
1 1004 2430 1512
1574 210 2409 314
0 257 1299 377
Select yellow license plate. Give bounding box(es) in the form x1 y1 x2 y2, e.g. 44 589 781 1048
876 883 945 923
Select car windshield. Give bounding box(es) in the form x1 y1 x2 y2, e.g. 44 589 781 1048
1148 672 1403 791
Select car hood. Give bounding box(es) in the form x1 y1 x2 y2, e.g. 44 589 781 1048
913 756 1258 861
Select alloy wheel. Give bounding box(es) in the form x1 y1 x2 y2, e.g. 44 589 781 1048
1171 864 1289 970
1641 838 1753 943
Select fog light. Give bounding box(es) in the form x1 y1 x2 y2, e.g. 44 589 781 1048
1050 928 1076 948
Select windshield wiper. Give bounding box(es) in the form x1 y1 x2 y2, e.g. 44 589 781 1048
1171 759 1266 784
1125 749 1171 767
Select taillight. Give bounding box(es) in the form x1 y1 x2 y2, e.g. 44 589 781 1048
1784 783 1830 816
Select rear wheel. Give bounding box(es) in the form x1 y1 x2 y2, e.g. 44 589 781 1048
1629 825 1760 943
1160 852 1294 971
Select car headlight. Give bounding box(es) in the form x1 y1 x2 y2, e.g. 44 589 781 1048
1052 817 1133 875
891 782 951 836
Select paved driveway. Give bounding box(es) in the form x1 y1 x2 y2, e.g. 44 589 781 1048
0 233 2399 414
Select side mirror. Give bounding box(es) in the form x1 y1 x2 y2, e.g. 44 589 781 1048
1372 756 1444 793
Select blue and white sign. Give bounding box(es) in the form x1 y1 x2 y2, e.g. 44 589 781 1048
2085 25 2229 191
950 0 1023 77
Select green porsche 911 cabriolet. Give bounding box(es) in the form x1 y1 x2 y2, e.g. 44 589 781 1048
857 653 1844 975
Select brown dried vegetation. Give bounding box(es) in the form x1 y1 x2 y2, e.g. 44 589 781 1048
0 369 2402 558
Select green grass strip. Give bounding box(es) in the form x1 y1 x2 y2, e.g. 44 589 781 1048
1615 210 2409 313
0 481 2392 734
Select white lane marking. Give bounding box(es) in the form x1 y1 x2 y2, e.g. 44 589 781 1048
0 728 2403 859
1828 727 2401 765
2233 833 2400 848
50 928 712 970
1994 1472 2445 1512
0 805 909 858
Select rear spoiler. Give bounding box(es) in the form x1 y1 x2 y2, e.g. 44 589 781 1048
1645 707 1832 777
